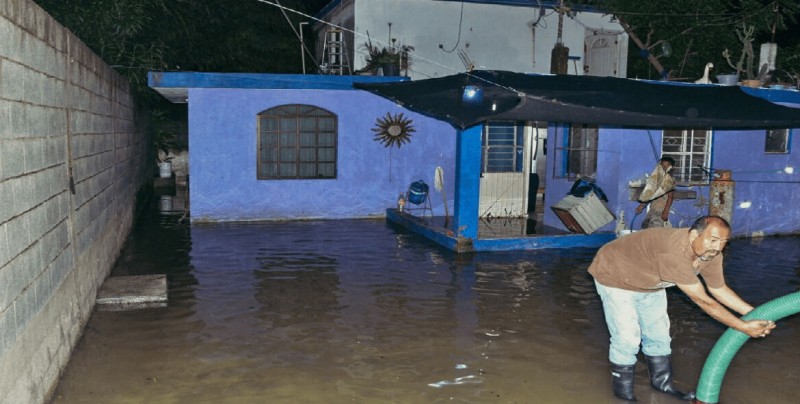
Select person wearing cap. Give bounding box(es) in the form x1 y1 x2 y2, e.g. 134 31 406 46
588 215 776 401
636 156 676 229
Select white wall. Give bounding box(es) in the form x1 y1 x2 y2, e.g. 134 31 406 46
316 0 628 79
0 1 149 402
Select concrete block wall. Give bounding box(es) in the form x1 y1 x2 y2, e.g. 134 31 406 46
0 1 150 402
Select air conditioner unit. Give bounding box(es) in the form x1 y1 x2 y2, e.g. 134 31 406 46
551 191 615 234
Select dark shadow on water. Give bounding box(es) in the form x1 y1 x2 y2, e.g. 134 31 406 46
50 205 800 403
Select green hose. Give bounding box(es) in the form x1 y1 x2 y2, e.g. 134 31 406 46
694 291 800 404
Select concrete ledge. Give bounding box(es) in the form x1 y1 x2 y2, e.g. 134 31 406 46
96 274 167 311
386 208 614 252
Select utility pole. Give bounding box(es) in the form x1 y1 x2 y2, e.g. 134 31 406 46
299 22 308 74
550 0 569 74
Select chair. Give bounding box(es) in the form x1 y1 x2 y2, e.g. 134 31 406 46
404 179 432 217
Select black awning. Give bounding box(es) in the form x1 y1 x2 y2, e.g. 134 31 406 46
354 70 800 129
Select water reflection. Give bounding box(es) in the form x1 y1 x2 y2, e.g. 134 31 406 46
51 210 800 403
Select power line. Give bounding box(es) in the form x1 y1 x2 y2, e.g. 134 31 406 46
256 0 466 77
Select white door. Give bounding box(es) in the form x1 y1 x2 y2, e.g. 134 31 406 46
479 122 530 218
584 29 621 77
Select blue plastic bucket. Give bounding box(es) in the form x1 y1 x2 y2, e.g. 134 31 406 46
407 180 429 205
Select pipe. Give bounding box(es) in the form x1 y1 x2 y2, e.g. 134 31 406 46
693 291 800 404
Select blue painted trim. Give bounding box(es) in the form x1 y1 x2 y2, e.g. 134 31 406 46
386 209 463 251
454 125 483 239
315 0 342 19
710 128 716 174
740 86 800 105
472 233 615 251
560 123 569 177
386 209 614 252
147 71 406 91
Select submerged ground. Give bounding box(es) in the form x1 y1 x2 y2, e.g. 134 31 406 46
50 205 800 403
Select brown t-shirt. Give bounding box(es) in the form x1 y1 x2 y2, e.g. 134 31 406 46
588 227 725 293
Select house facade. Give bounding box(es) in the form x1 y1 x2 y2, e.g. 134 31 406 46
149 71 800 252
147 72 456 222
312 0 628 79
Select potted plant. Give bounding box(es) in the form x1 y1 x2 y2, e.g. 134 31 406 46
720 22 756 86
359 38 414 76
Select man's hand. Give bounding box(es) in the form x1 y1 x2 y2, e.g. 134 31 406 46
635 204 645 214
740 320 776 338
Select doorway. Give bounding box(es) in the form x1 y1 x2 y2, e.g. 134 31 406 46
478 122 548 235
584 29 622 77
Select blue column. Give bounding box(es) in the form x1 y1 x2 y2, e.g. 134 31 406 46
453 124 482 239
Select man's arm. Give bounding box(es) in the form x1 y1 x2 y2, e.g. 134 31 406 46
661 191 674 221
676 282 775 338
707 285 753 316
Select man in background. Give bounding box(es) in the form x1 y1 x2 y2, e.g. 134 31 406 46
636 156 676 229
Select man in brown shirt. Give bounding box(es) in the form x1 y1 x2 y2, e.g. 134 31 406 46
589 215 776 401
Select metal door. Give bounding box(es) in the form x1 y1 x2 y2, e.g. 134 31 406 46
479 122 531 218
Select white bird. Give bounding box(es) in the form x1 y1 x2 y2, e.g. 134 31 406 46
694 62 714 84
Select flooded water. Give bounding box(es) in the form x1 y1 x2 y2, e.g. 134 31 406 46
50 207 800 404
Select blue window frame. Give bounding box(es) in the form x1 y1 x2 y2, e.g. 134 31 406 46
765 128 790 154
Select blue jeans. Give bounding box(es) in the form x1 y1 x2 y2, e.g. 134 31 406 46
595 280 672 365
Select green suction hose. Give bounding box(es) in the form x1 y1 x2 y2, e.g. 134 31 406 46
693 291 800 404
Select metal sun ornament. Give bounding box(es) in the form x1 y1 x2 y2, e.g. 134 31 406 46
372 112 415 148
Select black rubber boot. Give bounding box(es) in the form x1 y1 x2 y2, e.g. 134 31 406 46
645 355 696 401
610 363 637 401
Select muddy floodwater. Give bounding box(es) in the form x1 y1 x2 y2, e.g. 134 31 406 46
50 208 800 404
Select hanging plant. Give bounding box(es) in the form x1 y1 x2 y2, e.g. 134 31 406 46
372 112 415 148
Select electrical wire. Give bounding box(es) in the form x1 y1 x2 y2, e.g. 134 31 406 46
256 0 465 78
272 0 318 73
256 0 532 96
439 1 465 54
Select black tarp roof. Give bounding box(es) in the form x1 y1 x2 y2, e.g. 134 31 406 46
354 70 800 130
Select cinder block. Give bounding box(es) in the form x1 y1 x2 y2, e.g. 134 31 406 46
96 274 168 310
1 140 25 178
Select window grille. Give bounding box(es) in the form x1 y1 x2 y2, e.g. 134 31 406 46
567 124 598 178
661 128 711 184
482 121 524 173
257 105 337 179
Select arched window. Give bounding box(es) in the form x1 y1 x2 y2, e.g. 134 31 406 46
257 105 337 179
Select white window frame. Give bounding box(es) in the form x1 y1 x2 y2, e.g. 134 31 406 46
565 123 598 179
482 121 524 173
661 128 712 185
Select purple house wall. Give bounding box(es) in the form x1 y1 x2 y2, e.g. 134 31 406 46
150 72 800 249
543 121 800 238
147 73 458 222
189 88 456 222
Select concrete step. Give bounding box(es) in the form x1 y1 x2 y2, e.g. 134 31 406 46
96 274 167 311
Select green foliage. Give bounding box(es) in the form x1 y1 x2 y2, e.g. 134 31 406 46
590 0 799 81
35 0 329 103
360 38 414 74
